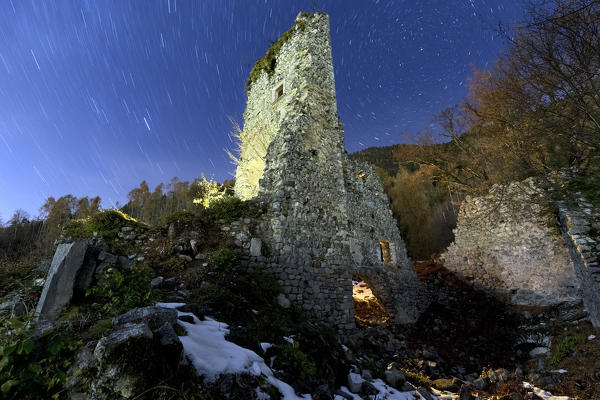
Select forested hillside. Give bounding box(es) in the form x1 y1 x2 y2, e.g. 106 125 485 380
351 0 600 259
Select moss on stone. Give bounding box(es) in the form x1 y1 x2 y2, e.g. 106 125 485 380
245 13 314 92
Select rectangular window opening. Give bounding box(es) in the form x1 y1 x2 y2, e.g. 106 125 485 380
379 240 393 265
272 80 285 102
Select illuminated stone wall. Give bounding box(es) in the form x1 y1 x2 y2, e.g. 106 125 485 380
231 12 428 333
442 179 581 307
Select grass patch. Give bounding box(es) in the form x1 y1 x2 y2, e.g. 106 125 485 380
550 335 580 368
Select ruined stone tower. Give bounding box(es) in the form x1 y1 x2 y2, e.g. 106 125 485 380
230 12 428 332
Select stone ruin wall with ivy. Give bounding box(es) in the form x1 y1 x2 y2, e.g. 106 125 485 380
230 12 428 333
442 178 600 326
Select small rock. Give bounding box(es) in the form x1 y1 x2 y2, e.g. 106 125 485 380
529 347 550 357
97 251 117 263
178 254 192 262
150 276 164 288
250 238 262 257
163 278 178 289
473 377 488 390
136 256 145 262
190 239 198 253
121 226 134 232
156 322 180 347
118 256 131 271
384 368 405 387
277 293 291 309
347 372 363 393
362 381 378 395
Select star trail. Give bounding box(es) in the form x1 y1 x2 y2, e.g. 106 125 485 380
0 0 526 219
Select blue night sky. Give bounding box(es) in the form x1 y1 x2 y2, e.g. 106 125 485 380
0 0 527 220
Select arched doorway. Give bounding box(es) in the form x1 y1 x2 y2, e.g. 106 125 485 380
352 275 390 328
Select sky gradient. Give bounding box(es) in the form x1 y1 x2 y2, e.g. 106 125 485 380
0 0 527 220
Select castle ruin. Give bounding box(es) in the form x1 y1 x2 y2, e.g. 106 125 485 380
227 12 428 333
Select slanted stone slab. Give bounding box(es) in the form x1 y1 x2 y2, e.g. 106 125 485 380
35 240 88 321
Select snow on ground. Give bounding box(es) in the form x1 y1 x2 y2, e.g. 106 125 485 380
156 302 310 400
523 382 572 400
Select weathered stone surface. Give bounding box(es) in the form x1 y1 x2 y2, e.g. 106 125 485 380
347 372 363 393
250 237 262 257
94 322 153 365
442 179 580 307
277 293 291 308
150 276 164 288
558 199 600 326
229 12 427 333
35 240 88 320
112 306 178 330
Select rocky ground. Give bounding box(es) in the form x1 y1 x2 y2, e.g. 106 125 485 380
0 210 598 399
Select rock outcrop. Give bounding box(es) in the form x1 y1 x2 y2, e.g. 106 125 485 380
35 240 89 321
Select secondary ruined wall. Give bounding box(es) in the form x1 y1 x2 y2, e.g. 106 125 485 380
558 199 600 326
231 12 427 333
442 179 581 307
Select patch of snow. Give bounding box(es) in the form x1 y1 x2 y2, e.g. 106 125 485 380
157 302 310 400
156 302 186 309
523 382 572 400
337 386 362 399
368 378 425 399
588 334 596 340
341 344 349 352
283 335 294 344
260 342 273 352
550 369 568 374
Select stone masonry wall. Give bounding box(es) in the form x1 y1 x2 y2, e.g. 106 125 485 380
558 198 600 326
231 12 427 333
442 179 581 307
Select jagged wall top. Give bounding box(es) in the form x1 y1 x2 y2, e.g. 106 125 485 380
234 12 339 200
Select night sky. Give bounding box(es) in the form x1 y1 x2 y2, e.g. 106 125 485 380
0 0 527 220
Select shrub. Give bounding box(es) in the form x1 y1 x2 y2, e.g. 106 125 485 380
162 210 196 228
273 341 317 381
205 196 246 223
550 335 579 367
0 314 81 399
211 249 238 271
85 264 156 316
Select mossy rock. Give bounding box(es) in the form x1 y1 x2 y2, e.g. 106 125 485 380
62 209 145 239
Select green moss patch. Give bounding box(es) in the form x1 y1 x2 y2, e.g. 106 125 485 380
245 13 313 91
62 209 146 239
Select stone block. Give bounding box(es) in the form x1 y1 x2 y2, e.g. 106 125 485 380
35 240 88 321
250 238 262 257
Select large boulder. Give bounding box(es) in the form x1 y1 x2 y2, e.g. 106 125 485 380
35 240 88 321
